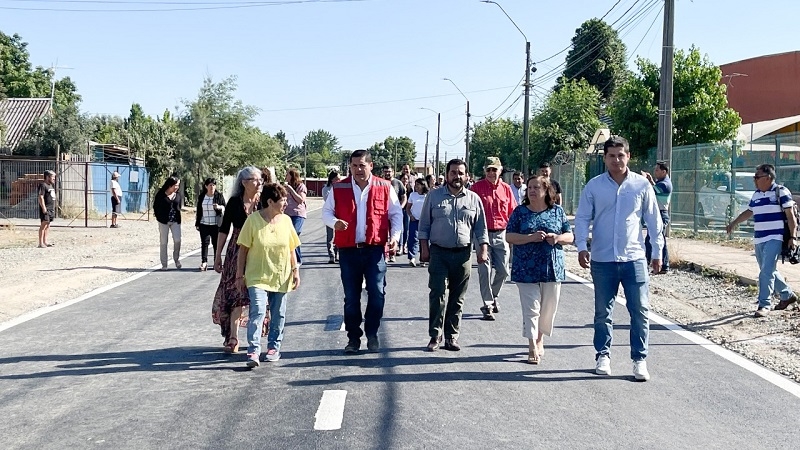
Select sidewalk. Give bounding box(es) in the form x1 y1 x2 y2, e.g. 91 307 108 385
669 237 800 291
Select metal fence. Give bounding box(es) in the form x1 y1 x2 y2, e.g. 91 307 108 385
0 155 150 226
550 149 592 216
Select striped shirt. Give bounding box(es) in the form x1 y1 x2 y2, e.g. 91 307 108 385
749 183 794 244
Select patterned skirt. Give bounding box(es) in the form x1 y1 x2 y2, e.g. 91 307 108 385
211 227 268 340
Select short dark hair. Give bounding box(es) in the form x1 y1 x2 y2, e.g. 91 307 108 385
655 161 670 174
261 183 287 205
43 170 55 178
203 177 216 187
538 162 551 169
756 164 776 181
446 158 467 174
603 135 630 154
513 171 523 177
414 178 430 194
382 165 393 171
350 149 372 163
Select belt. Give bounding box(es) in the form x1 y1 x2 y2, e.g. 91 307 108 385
488 229 504 233
431 244 470 252
354 242 380 248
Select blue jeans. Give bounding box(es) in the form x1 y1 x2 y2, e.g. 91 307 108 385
645 210 670 269
289 215 305 264
401 210 410 250
754 239 793 308
407 220 420 260
590 260 650 361
246 287 287 355
339 245 386 341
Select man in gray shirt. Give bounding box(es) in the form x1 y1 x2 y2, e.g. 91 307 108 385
419 158 489 352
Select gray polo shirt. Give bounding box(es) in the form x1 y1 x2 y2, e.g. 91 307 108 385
418 185 489 248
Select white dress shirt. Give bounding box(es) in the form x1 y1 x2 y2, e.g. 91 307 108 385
322 175 403 244
574 170 663 262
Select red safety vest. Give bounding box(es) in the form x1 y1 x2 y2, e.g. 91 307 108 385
332 176 391 248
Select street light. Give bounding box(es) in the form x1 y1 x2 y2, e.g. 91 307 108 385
420 107 441 178
443 77 471 171
413 124 430 176
482 0 532 176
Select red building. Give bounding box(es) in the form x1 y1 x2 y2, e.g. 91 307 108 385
720 51 800 124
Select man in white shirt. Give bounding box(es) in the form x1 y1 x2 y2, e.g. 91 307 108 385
574 136 663 382
322 150 404 354
110 171 123 228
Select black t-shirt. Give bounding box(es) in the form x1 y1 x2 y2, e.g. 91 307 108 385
390 178 406 203
551 179 562 194
38 182 55 211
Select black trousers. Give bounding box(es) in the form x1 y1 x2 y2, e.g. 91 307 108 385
198 223 219 263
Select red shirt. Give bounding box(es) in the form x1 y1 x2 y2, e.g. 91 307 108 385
470 178 517 231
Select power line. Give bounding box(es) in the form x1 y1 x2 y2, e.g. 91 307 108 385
472 74 525 118
534 0 624 64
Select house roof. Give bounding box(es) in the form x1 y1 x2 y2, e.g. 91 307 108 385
737 114 800 142
0 98 52 153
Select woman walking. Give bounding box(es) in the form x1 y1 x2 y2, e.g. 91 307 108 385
406 178 429 267
153 175 183 270
322 170 341 264
284 168 307 265
195 178 226 271
505 175 573 364
236 183 301 368
212 166 264 354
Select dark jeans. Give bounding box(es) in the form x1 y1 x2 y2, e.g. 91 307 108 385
401 210 410 250
289 215 305 264
339 245 387 341
428 245 472 339
407 220 420 260
325 226 338 260
198 223 219 263
645 210 670 269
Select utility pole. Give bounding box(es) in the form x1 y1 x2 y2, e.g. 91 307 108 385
393 140 398 171
435 113 441 178
657 0 675 164
465 100 471 169
424 130 429 175
523 41 531 177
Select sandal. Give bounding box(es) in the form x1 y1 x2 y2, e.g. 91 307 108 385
223 337 239 354
527 349 540 365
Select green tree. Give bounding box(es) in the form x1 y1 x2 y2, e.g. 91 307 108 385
556 19 627 104
469 117 523 174
608 46 742 159
531 79 603 165
366 136 415 174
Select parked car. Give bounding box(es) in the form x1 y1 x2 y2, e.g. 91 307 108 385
697 171 755 227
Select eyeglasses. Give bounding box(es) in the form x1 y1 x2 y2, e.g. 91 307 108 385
245 177 261 182
753 175 768 180
486 167 499 172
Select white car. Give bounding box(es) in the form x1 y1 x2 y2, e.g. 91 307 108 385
697 172 755 227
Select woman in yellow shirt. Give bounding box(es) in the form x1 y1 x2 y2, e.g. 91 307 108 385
236 183 301 368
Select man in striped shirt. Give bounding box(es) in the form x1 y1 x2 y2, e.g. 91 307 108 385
726 164 799 317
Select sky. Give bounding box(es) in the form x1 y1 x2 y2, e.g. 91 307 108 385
2 0 798 165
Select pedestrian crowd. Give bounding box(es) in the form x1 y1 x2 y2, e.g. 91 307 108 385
32 134 800 379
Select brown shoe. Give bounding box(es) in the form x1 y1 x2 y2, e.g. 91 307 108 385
443 338 461 351
426 336 442 352
774 295 798 311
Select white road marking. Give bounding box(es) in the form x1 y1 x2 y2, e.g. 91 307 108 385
339 320 345 331
567 271 800 399
314 390 347 430
0 249 201 333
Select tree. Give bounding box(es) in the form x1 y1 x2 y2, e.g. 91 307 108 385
530 79 603 165
469 117 523 174
366 136 415 174
608 46 742 159
556 19 627 104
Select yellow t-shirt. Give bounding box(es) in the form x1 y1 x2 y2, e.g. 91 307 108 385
237 212 300 292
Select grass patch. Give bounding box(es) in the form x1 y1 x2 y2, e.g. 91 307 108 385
671 229 753 251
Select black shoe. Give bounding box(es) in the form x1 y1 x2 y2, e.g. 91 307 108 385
774 294 798 311
344 340 361 354
426 336 442 352
328 258 336 264
480 305 495 321
492 298 500 313
443 338 461 351
367 335 379 352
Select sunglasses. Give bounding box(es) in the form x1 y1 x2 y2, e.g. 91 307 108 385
753 175 769 179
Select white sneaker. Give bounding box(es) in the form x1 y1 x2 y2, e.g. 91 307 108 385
409 259 418 267
633 360 650 381
595 355 611 375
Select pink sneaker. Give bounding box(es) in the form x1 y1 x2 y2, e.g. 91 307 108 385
246 352 260 368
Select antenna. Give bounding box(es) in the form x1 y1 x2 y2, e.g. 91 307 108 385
48 59 74 104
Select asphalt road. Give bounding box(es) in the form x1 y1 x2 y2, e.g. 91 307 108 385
2 208 799 449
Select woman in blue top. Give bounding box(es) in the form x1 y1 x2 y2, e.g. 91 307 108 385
506 175 573 364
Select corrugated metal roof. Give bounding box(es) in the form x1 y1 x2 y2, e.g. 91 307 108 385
0 98 52 153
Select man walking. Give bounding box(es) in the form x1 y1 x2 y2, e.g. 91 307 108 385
470 156 517 320
323 151 403 354
419 159 489 351
511 171 525 205
641 161 672 272
538 162 562 205
110 171 123 228
575 136 663 381
37 170 56 248
383 165 407 262
726 163 799 316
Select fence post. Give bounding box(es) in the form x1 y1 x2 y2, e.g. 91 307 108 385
693 143 699 234
84 162 89 228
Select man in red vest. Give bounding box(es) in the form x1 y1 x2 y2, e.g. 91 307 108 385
322 150 404 354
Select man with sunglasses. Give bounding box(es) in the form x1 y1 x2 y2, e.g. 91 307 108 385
470 156 518 320
641 161 672 273
727 164 799 317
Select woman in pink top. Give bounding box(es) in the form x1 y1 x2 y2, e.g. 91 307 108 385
284 168 307 265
